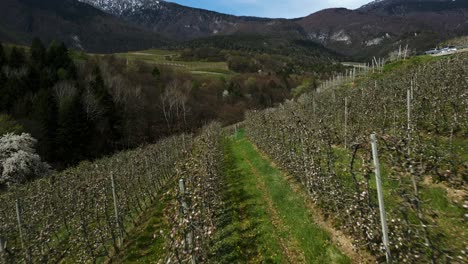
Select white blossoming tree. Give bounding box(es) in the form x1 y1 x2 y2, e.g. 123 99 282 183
0 133 50 186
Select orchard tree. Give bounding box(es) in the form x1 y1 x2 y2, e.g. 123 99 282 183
0 133 50 186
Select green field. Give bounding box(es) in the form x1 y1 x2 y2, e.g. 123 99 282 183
115 49 232 76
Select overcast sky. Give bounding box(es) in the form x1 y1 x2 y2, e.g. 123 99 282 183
167 0 372 18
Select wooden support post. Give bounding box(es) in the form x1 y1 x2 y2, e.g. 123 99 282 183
398 45 402 60
371 134 392 263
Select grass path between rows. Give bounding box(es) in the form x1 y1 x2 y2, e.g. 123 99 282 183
210 131 351 263
109 190 174 263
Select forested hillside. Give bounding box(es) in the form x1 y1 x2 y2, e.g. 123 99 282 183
0 40 345 170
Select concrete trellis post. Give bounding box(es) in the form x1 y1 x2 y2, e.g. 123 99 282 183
0 236 7 264
15 198 30 261
344 97 348 149
312 96 316 116
111 172 123 248
371 134 392 263
179 179 195 264
15 199 24 252
407 87 412 156
0 237 4 253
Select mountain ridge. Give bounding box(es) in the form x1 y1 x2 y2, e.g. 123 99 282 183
78 0 468 57
0 0 466 57
0 0 168 52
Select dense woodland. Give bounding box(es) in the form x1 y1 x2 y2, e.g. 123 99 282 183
0 39 340 169
177 35 347 74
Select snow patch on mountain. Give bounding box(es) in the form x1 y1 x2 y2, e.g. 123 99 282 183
359 0 386 10
78 0 164 15
71 35 84 50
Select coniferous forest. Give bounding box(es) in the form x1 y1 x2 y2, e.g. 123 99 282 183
0 39 314 169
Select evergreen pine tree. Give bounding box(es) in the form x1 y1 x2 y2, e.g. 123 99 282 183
8 47 26 69
47 42 76 81
30 38 46 67
0 76 25 112
56 95 90 165
152 66 161 79
90 65 121 150
46 41 61 83
33 88 58 161
25 64 41 94
0 43 5 67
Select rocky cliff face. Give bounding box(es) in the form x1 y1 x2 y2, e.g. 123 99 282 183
304 0 467 57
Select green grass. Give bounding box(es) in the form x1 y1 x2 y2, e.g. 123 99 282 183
111 191 174 263
419 186 467 254
333 146 401 210
115 49 230 73
383 55 446 73
210 135 285 263
212 130 349 263
332 141 467 259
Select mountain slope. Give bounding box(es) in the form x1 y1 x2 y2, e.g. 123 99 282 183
80 0 468 58
79 0 306 40
360 0 468 15
0 0 167 52
298 0 468 58
1 0 466 58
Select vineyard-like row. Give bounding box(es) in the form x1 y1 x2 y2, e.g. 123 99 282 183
245 54 467 263
0 134 192 263
165 123 224 263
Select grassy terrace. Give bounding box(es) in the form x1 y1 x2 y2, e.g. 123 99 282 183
209 131 350 263
115 130 352 263
114 49 231 76
106 189 174 263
